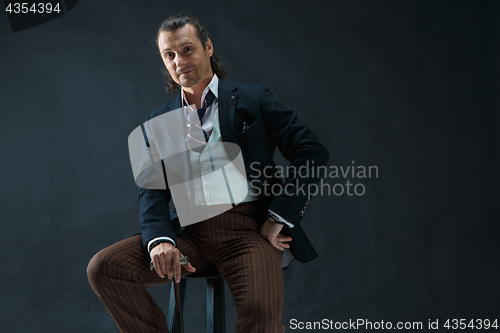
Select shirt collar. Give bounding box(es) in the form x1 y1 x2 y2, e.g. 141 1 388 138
181 74 219 107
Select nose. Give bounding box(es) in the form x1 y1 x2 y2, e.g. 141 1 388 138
175 54 186 68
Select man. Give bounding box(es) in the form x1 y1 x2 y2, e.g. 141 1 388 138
87 14 329 333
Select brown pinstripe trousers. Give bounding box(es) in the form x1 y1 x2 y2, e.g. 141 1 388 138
87 201 285 333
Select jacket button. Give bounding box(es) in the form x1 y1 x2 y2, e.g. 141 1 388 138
180 227 185 231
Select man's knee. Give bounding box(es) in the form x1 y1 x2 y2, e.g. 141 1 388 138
86 248 113 288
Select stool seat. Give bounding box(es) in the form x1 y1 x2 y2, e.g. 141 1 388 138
167 270 226 333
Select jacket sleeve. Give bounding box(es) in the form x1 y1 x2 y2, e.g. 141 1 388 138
259 86 330 226
138 185 176 252
137 114 177 252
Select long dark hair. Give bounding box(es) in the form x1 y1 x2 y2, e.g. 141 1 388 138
156 14 227 94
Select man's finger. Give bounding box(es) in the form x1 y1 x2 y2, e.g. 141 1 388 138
159 259 167 278
275 235 292 242
167 258 175 280
153 256 164 278
276 237 292 248
177 253 196 273
161 252 172 278
184 262 196 272
272 239 285 251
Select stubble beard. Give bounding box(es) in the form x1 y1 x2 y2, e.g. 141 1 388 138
180 60 211 89
179 71 201 88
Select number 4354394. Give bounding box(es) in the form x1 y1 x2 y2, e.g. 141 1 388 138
444 319 498 330
5 3 61 14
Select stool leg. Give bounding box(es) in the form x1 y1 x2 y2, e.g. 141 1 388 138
167 278 187 333
207 277 226 333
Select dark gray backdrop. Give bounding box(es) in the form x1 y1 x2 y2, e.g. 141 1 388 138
1 1 498 332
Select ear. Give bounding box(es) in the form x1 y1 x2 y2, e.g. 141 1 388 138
206 38 214 57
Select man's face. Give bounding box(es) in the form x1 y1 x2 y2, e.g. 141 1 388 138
158 24 213 90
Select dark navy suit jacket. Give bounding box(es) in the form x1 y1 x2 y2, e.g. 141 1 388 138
138 78 329 263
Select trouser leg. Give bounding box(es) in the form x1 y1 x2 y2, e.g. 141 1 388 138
87 235 168 333
87 234 210 333
218 233 285 333
189 202 286 333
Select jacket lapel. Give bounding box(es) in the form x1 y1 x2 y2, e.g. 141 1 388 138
217 78 238 145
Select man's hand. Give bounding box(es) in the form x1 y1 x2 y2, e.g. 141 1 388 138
150 242 196 283
260 219 292 251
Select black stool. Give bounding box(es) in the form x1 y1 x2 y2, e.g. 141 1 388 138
167 270 226 333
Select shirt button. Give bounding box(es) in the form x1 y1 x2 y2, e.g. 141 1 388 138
202 165 207 169
204 185 210 189
206 195 211 201
201 156 206 161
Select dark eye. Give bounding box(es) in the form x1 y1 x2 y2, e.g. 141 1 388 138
185 47 192 52
165 53 173 59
